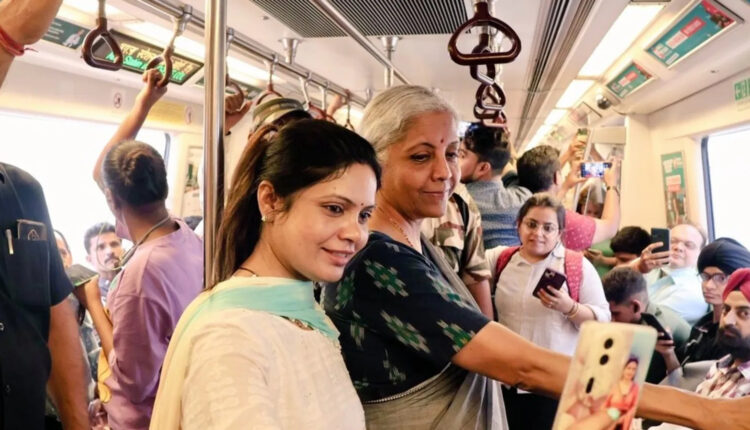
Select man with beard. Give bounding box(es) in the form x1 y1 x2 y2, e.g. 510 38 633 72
83 222 123 303
643 268 750 430
697 267 750 398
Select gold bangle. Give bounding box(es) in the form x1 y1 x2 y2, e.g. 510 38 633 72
565 302 580 319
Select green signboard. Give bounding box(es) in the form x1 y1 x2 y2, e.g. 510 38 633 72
661 152 689 227
91 30 202 85
647 0 737 68
735 77 750 102
195 77 262 100
42 18 89 50
735 76 750 111
606 62 654 99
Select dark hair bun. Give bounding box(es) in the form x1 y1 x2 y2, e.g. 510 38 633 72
103 141 168 207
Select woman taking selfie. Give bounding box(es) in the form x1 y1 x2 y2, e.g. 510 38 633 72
150 119 380 429
322 85 750 430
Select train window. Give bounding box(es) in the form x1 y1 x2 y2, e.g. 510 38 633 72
703 125 750 247
0 110 171 261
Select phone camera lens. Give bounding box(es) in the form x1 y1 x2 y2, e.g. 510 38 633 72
585 377 595 394
600 355 609 365
604 338 614 349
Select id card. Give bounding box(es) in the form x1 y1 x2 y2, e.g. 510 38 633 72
552 321 657 430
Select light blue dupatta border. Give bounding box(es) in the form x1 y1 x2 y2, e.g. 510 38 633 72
174 276 340 345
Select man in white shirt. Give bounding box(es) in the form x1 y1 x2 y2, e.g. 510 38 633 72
631 223 709 325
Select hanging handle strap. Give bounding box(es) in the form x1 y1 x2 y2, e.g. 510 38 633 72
224 28 246 109
475 82 506 111
251 54 282 108
81 0 123 71
146 6 192 87
469 32 498 85
447 1 521 66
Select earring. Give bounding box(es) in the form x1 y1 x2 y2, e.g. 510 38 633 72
261 215 267 223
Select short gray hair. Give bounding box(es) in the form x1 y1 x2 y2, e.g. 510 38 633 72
359 85 459 163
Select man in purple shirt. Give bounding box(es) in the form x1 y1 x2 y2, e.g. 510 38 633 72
74 69 249 428
101 218 203 428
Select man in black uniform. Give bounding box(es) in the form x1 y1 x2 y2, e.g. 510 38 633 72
0 1 89 428
0 164 90 429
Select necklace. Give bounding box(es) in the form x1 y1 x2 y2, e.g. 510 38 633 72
377 206 416 248
236 266 258 277
117 215 172 269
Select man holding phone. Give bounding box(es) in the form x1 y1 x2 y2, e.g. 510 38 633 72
603 267 691 383
630 223 708 325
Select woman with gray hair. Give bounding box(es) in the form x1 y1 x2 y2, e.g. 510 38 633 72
321 85 750 430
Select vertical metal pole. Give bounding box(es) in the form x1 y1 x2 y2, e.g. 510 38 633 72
203 0 227 288
380 36 400 88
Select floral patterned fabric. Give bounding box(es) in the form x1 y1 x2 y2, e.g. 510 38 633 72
322 232 490 401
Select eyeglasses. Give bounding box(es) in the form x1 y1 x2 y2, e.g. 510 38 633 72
672 237 699 250
522 219 559 235
700 272 727 284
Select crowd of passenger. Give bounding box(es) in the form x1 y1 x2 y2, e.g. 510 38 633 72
1 2 749 429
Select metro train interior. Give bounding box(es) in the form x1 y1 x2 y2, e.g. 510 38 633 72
2 0 750 428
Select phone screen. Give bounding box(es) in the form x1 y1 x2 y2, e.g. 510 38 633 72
580 162 612 178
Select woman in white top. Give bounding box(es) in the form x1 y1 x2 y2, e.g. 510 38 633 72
150 119 381 429
486 192 610 430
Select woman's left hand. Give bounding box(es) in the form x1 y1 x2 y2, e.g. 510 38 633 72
538 286 575 314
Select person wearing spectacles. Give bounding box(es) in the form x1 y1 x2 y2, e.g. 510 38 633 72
674 238 750 366
632 223 709 325
486 193 611 429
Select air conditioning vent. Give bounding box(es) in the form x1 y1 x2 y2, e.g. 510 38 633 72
517 0 598 145
251 0 468 38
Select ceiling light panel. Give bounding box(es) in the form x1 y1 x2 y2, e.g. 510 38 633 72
556 80 595 108
579 4 664 77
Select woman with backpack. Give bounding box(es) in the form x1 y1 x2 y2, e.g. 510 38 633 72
487 192 610 429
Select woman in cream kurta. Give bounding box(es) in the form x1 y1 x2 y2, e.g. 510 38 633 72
150 120 381 429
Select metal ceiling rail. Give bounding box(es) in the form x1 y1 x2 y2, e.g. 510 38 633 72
308 0 412 86
122 0 369 106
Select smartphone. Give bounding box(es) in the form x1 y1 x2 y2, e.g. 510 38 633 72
640 313 672 341
65 264 98 288
533 268 567 298
650 228 670 254
17 219 47 241
552 322 657 430
580 162 612 179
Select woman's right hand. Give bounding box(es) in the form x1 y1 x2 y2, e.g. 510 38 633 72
701 397 750 430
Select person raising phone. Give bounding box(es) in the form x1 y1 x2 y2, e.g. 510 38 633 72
486 193 611 429
629 223 708 325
